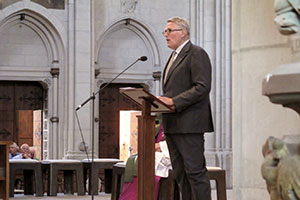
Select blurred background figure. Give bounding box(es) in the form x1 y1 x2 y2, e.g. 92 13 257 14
9 142 21 159
29 147 38 160
12 143 32 159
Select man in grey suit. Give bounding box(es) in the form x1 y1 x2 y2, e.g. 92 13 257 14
159 17 214 200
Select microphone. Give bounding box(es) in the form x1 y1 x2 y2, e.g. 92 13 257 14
140 56 147 61
75 56 148 111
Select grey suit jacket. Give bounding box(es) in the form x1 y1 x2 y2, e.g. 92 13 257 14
162 41 214 134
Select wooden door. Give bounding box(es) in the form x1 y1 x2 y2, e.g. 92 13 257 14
98 83 142 158
0 81 43 146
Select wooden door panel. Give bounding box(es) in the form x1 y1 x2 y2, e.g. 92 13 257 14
0 120 14 141
17 110 33 146
99 119 119 157
15 82 43 110
99 86 119 158
99 84 143 159
99 87 119 110
33 110 42 160
0 81 43 144
99 110 119 121
0 82 14 141
0 110 14 121
0 83 14 110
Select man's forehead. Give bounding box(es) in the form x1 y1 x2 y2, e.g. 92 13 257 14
166 22 178 27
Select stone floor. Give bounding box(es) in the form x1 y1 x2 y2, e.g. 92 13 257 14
10 189 232 200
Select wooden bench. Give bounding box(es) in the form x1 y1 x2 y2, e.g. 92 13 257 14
9 159 43 197
82 158 120 195
42 159 84 196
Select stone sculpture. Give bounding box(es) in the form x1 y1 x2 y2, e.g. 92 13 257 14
274 0 300 34
261 136 300 200
261 2 300 199
121 0 138 13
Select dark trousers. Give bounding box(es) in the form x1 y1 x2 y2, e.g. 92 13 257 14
165 133 211 200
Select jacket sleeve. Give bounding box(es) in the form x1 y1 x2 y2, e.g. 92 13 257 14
173 48 212 112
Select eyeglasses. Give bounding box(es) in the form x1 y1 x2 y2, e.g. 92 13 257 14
162 28 182 35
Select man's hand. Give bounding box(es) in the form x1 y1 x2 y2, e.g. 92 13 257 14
158 96 175 110
155 143 162 152
22 153 30 159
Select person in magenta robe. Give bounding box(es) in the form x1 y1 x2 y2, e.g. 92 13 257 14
119 122 172 200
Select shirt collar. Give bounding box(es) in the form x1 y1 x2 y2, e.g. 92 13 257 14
174 39 189 55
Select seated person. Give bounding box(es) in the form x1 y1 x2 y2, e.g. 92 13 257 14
29 147 38 160
12 143 32 159
9 142 21 159
119 121 172 200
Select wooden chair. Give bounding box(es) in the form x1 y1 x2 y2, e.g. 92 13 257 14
207 166 227 200
111 162 126 200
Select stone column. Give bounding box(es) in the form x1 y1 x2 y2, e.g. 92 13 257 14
64 0 93 159
50 67 59 159
152 71 161 96
190 0 232 187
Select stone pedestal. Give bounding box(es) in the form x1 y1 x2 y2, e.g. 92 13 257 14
262 62 300 200
263 62 300 115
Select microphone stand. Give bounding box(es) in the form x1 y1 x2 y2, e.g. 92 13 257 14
75 56 147 199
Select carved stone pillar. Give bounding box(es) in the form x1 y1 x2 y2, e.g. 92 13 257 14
190 0 232 187
50 67 59 159
152 71 161 96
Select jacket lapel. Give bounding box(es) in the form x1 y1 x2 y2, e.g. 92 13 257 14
163 41 191 87
162 53 173 83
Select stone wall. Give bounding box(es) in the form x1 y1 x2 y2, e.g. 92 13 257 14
0 0 233 189
232 0 300 199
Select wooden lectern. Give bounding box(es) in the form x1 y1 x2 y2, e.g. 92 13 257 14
120 87 174 200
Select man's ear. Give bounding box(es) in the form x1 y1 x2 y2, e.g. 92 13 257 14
181 29 187 39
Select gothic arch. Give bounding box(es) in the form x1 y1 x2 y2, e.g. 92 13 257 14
0 9 65 64
95 17 161 67
0 3 66 159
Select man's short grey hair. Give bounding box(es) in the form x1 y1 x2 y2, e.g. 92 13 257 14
20 143 29 150
12 142 19 150
167 17 190 38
